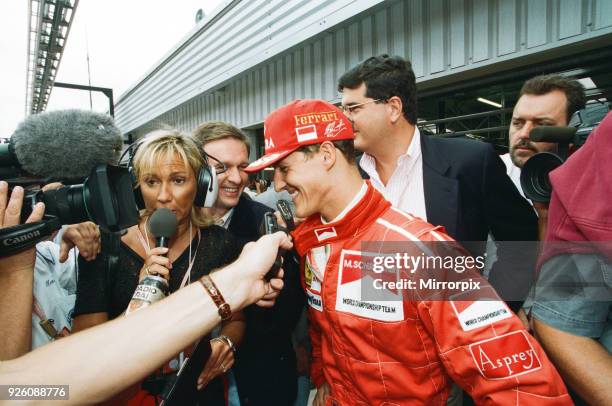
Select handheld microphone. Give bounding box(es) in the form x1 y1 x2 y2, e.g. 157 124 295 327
148 208 178 249
3 109 123 181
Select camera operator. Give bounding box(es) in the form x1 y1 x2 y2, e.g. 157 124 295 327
532 111 612 406
503 74 586 236
0 232 290 405
487 75 587 328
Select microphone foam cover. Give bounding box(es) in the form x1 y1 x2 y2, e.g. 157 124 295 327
148 208 178 239
11 109 123 180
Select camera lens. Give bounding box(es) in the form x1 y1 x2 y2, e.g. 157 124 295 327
42 185 90 224
520 152 564 203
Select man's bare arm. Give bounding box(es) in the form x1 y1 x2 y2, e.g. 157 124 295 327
534 318 612 406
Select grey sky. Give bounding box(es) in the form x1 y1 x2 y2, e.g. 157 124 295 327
0 1 223 137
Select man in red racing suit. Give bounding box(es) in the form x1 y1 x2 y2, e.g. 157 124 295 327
246 99 571 405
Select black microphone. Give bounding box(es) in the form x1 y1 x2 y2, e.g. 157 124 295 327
148 208 178 249
2 109 123 181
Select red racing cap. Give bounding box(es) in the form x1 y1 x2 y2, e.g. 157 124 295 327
245 99 354 172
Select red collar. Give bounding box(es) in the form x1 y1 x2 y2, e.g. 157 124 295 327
292 181 390 256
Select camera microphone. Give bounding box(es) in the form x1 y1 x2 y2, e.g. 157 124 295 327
529 126 577 143
3 109 123 181
148 208 178 249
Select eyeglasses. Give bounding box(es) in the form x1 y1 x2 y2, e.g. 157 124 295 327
340 99 386 115
205 153 228 175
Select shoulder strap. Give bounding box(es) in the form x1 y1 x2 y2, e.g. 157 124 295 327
102 230 123 300
0 215 61 257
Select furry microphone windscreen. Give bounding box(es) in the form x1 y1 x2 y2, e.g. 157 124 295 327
11 109 123 180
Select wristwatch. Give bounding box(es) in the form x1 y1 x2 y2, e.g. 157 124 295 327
200 275 232 321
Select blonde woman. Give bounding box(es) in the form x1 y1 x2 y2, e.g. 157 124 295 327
73 130 244 405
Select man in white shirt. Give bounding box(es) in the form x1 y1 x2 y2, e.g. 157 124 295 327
337 54 538 312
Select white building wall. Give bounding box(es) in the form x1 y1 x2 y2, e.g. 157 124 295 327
115 0 612 138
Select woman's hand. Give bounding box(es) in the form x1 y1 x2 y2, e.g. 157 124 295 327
137 247 172 281
196 337 235 390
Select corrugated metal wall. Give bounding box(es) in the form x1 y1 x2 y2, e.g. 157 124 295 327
116 0 612 138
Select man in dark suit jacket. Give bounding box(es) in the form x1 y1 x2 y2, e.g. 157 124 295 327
194 121 305 406
338 55 538 312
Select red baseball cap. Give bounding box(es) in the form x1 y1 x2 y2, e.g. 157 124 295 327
245 99 354 172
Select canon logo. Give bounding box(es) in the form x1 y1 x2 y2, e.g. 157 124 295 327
2 230 41 246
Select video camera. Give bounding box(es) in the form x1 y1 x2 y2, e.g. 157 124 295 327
0 164 140 257
0 110 140 257
520 102 611 202
16 165 139 232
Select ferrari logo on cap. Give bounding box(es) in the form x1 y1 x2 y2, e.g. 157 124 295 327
294 111 338 126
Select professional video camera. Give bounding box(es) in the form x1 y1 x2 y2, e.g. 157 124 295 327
520 102 611 202
18 164 139 231
0 110 140 257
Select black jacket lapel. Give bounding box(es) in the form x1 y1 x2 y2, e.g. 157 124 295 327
420 133 459 238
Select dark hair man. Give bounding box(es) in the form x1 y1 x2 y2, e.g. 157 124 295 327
502 74 586 198
488 75 587 323
337 55 539 311
245 98 570 406
193 121 305 406
509 74 586 169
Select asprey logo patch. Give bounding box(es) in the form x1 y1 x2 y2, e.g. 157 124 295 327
314 227 337 242
470 331 542 380
450 286 512 331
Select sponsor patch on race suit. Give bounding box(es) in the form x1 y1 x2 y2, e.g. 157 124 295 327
469 330 542 380
304 246 329 312
335 249 404 321
450 286 512 331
